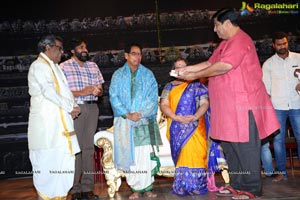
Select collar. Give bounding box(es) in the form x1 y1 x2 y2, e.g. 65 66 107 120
275 51 290 60
40 52 55 65
71 57 85 67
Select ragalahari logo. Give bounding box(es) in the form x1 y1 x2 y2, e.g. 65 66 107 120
240 1 299 15
240 1 254 15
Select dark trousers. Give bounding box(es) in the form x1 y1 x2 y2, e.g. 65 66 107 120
71 104 99 194
221 111 262 196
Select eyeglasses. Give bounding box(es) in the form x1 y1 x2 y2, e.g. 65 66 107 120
53 45 64 51
129 52 142 57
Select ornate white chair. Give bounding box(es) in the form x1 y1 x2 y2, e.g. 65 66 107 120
94 108 175 198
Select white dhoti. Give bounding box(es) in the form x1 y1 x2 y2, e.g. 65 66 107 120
30 149 75 199
125 145 160 192
27 53 81 200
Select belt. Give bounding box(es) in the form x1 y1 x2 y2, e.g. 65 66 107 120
78 100 98 104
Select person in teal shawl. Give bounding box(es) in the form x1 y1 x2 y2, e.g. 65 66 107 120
109 43 162 199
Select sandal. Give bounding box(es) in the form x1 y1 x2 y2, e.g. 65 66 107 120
232 190 257 199
272 174 287 182
216 186 239 197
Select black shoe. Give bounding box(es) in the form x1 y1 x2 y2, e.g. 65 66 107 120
81 191 99 200
71 192 82 200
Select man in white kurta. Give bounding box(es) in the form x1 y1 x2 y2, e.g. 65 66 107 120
27 35 80 200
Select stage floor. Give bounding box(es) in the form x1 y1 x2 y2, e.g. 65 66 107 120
1 165 300 200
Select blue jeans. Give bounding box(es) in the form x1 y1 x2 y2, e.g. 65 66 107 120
261 141 274 176
274 109 300 178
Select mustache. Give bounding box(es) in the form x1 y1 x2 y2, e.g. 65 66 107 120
277 48 287 53
80 51 88 56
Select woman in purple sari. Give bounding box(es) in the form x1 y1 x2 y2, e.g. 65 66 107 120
160 58 209 196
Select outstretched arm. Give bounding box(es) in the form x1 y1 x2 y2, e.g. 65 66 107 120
177 61 232 81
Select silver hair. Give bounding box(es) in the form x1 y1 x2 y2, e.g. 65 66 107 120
37 35 63 53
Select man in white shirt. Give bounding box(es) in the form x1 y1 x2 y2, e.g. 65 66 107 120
262 31 300 182
28 35 81 199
